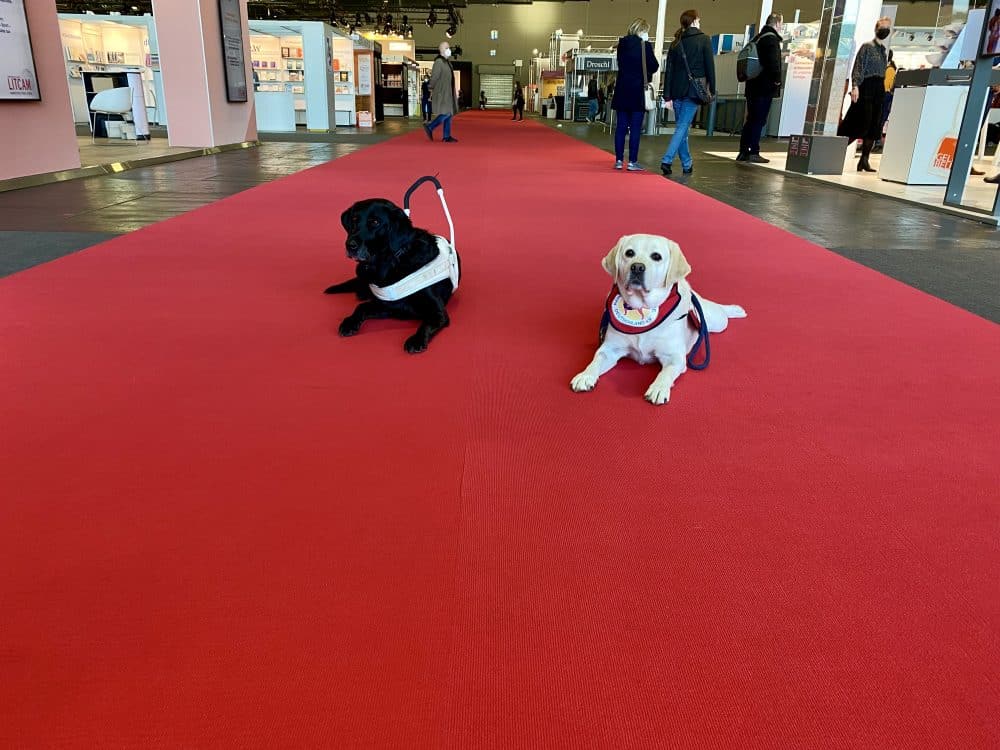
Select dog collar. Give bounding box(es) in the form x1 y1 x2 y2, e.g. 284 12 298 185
603 284 682 335
369 236 460 302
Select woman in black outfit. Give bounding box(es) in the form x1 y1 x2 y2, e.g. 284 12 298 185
512 82 525 121
839 17 892 172
611 18 659 171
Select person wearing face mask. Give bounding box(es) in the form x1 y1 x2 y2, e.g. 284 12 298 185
660 9 715 176
737 12 784 164
838 18 892 172
424 42 460 143
611 18 659 171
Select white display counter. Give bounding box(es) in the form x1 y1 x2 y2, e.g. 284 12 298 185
880 86 968 186
254 91 297 132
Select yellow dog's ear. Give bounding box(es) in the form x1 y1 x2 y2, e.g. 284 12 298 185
665 240 692 286
602 236 626 277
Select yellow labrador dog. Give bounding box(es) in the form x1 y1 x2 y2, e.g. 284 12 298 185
571 234 746 405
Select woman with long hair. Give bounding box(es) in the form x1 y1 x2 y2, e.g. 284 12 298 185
660 9 715 176
610 18 659 171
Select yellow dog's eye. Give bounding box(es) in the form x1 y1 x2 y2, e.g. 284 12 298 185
651 253 662 262
624 249 635 258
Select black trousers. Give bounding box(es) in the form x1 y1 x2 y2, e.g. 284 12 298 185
740 95 774 154
512 103 523 119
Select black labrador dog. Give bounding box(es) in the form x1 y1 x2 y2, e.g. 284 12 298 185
324 198 460 354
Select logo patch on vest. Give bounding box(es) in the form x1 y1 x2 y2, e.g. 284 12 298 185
604 285 683 335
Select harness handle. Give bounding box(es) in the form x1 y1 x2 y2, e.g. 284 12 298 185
402 175 455 252
403 175 443 211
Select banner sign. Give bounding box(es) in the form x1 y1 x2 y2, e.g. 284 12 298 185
0 0 41 101
218 0 248 102
581 57 615 72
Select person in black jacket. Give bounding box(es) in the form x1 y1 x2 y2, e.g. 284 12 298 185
660 9 716 176
512 82 525 120
737 13 784 163
611 18 659 171
587 75 599 122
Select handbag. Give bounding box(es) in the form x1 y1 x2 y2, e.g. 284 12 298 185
677 38 714 105
640 40 656 111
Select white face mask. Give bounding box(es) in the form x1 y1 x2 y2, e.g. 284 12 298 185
443 48 452 58
638 31 649 41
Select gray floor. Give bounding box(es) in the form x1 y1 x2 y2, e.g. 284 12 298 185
1 116 997 323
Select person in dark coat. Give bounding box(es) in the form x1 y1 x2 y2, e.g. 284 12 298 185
512 81 525 120
611 18 659 171
737 13 783 163
838 17 892 172
660 9 716 176
587 75 599 122
421 76 432 122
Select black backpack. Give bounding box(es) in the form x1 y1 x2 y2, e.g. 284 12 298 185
737 31 777 82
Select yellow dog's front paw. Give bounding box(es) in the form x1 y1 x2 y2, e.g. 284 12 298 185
644 383 671 405
571 372 598 392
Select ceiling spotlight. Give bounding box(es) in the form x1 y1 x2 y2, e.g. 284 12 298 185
427 8 437 27
532 48 539 55
446 24 457 38
452 45 463 57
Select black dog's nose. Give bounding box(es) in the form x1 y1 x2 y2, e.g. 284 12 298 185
630 263 645 274
347 239 359 251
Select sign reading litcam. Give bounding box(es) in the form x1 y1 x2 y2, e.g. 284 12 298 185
0 0 41 101
218 0 248 102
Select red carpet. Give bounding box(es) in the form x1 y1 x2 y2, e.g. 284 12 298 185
1 111 998 747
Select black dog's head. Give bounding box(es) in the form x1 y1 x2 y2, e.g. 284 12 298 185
341 199 413 263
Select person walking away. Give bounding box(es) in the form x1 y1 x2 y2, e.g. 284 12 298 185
660 9 716 176
421 75 432 122
597 82 607 121
838 17 892 172
479 90 488 110
425 42 460 142
587 75 599 122
512 82 525 120
737 13 783 163
612 18 659 171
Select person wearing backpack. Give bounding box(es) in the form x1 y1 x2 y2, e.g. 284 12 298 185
737 13 784 163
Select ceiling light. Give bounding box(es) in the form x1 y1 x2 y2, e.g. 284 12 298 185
446 24 457 38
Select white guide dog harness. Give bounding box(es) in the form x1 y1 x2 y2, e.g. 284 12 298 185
368 176 459 303
369 236 460 302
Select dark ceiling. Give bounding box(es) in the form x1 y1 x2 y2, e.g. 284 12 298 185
56 0 550 20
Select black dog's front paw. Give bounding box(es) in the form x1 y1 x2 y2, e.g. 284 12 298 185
339 317 362 337
403 334 429 354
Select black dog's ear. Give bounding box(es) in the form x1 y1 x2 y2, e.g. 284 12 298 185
385 204 415 256
341 204 357 231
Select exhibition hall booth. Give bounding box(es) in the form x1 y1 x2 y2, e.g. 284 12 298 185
1 1 259 187
705 0 1000 224
249 21 382 131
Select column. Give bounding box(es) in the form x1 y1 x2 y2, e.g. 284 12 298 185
0 0 80 181
151 0 257 148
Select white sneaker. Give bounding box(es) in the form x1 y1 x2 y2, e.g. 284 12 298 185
614 160 623 170
627 162 644 172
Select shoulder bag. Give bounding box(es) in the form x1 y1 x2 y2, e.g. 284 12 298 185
678 38 714 105
640 40 656 111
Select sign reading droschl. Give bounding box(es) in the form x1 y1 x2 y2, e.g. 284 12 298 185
0 0 41 101
581 57 616 73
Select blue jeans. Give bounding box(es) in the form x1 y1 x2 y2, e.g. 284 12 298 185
615 110 645 163
428 114 452 139
661 98 699 170
588 99 598 120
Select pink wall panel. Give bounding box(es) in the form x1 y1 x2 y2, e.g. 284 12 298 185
0 0 81 181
